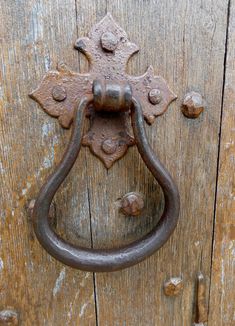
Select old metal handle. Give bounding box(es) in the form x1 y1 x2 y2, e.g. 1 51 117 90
33 82 180 272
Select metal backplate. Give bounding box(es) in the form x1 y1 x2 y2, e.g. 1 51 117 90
30 13 176 168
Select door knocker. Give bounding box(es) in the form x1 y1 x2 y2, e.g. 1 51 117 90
30 14 180 272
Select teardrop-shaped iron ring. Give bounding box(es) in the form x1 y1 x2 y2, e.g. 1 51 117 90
33 95 180 272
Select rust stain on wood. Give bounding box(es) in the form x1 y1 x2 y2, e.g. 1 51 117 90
196 273 207 324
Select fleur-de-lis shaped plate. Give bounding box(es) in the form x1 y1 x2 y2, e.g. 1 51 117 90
30 13 176 168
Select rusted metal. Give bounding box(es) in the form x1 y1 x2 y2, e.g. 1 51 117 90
163 277 183 296
0 310 19 325
148 88 162 105
52 85 67 102
32 83 180 272
92 80 132 112
31 15 179 272
120 192 144 216
82 80 134 168
194 273 208 324
27 199 55 223
101 139 117 154
82 109 135 168
100 31 118 52
30 13 176 167
182 91 204 119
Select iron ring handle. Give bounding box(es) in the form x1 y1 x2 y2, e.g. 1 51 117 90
33 95 180 272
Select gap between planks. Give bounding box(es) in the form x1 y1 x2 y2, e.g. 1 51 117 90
207 0 231 320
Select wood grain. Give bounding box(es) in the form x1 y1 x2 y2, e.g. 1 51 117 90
209 1 235 325
0 0 232 325
79 1 229 325
0 1 96 325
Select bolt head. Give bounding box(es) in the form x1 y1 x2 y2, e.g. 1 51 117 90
182 91 204 118
52 85 67 102
101 139 117 154
120 192 144 216
164 277 183 296
148 89 162 105
101 32 118 52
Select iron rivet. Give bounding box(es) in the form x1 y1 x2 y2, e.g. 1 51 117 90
0 310 19 325
164 277 183 296
120 192 144 216
182 91 204 118
52 85 67 102
101 139 117 154
148 89 162 105
101 32 118 52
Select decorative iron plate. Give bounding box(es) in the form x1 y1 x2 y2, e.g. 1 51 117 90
30 13 176 168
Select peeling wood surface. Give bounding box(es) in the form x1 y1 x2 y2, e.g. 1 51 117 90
209 1 235 325
0 0 232 325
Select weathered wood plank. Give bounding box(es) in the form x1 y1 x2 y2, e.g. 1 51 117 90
81 1 228 325
209 1 235 324
0 1 96 324
0 0 231 325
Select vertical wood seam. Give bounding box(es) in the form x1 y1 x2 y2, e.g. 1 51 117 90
92 5 108 326
207 0 231 319
87 183 99 326
74 1 99 324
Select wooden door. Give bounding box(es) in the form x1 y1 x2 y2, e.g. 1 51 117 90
0 1 234 325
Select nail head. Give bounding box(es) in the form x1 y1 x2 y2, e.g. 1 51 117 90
148 89 162 105
52 85 67 102
120 192 144 216
164 277 183 296
101 139 117 154
101 32 118 52
182 91 204 118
